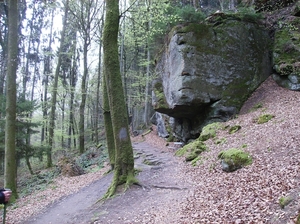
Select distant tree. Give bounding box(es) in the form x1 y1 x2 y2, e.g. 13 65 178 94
5 0 18 201
48 0 69 167
69 0 102 154
103 0 136 197
41 1 56 151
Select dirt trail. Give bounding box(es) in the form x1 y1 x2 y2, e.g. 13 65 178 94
23 141 193 224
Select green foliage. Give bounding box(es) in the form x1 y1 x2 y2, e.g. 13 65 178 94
76 148 108 172
235 7 263 22
0 97 42 165
173 5 206 23
18 168 60 197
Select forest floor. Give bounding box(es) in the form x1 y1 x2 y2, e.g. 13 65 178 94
2 76 300 223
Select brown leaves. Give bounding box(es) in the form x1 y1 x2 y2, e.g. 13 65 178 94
180 77 300 223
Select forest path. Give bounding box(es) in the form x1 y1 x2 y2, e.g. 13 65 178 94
23 141 193 224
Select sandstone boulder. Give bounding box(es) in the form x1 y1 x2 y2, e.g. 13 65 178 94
152 14 272 141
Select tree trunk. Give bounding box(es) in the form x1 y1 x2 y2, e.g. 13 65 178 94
5 0 18 201
95 29 103 145
79 40 88 154
41 7 54 149
103 75 115 170
67 30 78 149
48 0 69 167
144 1 152 127
103 0 136 198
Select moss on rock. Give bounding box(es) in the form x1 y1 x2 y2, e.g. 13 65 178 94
218 148 252 172
152 80 169 110
175 140 207 162
199 122 222 141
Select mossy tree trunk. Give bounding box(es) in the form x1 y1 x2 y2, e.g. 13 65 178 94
103 75 115 170
5 0 18 201
103 0 136 197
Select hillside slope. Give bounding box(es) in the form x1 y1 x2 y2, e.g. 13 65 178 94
179 76 300 223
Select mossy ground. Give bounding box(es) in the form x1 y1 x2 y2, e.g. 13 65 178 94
255 114 274 124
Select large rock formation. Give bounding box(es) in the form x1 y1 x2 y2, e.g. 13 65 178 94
152 14 272 142
272 2 300 90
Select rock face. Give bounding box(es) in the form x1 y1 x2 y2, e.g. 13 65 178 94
152 15 272 142
272 2 300 90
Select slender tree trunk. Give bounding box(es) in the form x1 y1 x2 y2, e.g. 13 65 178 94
61 96 65 147
79 41 88 154
144 1 152 126
193 0 199 8
95 9 105 145
42 7 54 152
68 87 76 149
25 151 33 175
68 34 78 149
48 0 69 167
41 67 49 161
5 0 18 201
103 0 136 198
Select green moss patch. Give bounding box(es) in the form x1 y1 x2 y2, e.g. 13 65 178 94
279 196 293 209
255 114 274 124
175 140 207 162
218 148 252 172
152 80 169 109
214 137 227 145
228 125 241 134
199 122 222 141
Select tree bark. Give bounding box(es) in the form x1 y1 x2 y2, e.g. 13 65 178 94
5 0 18 201
103 0 136 198
103 75 115 170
